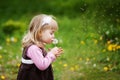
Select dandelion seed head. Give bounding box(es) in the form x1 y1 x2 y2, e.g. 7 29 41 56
52 38 58 44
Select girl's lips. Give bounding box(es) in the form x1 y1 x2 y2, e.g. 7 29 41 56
51 39 54 41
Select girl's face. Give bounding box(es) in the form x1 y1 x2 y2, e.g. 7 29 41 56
41 29 55 44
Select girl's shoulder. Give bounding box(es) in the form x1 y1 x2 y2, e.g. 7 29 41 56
27 45 47 56
28 45 42 52
29 44 39 48
28 44 44 49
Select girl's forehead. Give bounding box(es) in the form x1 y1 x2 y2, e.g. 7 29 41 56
44 29 55 32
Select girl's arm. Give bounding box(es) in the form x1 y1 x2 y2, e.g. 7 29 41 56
27 45 56 71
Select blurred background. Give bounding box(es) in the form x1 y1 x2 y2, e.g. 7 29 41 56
0 0 120 80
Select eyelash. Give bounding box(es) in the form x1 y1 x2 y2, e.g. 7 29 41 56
50 32 53 35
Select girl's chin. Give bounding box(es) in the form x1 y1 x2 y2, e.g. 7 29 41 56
44 40 53 44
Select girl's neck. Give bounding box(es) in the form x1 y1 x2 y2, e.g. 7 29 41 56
37 42 46 49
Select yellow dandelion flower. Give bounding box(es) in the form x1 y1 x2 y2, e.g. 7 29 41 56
14 38 18 42
17 63 20 67
86 58 90 62
116 45 120 49
13 38 18 43
59 61 62 64
80 41 85 45
79 58 82 61
100 36 103 40
94 40 98 44
107 40 111 44
70 67 75 71
6 38 10 43
112 44 117 51
63 64 68 67
0 55 2 59
1 75 5 79
103 66 109 71
75 65 79 70
113 44 117 47
107 44 118 51
107 45 113 51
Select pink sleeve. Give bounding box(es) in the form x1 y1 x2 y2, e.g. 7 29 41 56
27 45 56 71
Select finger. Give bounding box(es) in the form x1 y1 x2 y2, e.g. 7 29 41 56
56 54 61 57
58 48 63 51
58 49 63 53
57 50 62 53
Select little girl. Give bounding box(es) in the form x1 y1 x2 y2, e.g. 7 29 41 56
17 14 63 80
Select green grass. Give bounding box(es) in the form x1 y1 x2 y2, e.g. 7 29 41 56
0 15 120 80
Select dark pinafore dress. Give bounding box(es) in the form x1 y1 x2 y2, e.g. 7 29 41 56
17 46 54 80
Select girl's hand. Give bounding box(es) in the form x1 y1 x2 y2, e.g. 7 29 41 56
55 47 63 57
50 47 63 57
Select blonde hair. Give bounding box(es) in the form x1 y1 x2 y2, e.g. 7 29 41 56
22 14 58 48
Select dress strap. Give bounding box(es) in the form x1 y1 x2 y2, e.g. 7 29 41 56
21 57 34 64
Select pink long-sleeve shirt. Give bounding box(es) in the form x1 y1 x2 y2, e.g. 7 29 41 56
27 45 56 71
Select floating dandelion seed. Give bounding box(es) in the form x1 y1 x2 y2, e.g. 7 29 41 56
11 37 15 42
107 57 110 61
93 64 96 67
106 31 110 35
11 37 17 42
52 39 58 46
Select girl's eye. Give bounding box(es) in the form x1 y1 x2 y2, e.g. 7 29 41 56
50 32 53 35
50 31 54 35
